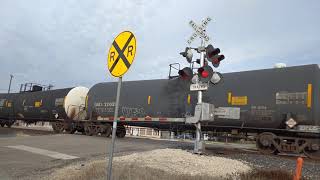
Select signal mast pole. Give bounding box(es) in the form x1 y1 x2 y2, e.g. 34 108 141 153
194 39 205 154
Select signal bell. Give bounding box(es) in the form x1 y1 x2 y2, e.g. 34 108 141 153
206 44 225 67
180 47 193 63
211 72 223 85
178 67 193 81
197 65 213 83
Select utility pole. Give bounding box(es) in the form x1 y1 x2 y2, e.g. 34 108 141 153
8 74 13 94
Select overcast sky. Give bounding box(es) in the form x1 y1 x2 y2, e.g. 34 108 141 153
0 0 319 92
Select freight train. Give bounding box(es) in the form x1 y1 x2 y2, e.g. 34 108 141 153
0 64 319 159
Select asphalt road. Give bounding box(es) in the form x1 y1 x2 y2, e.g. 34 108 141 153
0 127 188 180
1 127 319 179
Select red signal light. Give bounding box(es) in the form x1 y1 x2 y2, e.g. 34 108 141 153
201 70 209 78
178 67 193 81
206 44 225 68
197 65 213 83
213 58 219 64
208 48 220 58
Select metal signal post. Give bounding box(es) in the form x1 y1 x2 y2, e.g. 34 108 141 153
194 39 205 154
107 76 122 180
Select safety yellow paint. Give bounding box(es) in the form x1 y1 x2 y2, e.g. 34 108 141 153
85 95 88 109
6 101 12 108
187 94 191 105
107 31 137 77
228 92 232 104
307 84 312 108
34 101 42 108
231 96 248 105
147 96 151 105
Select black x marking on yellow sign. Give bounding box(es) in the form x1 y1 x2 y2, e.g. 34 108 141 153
109 34 134 73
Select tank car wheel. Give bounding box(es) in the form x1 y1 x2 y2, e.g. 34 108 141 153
63 123 76 134
5 121 14 128
116 125 126 138
91 125 99 136
84 124 94 136
95 125 105 136
304 142 320 160
101 124 112 137
79 128 86 135
52 122 64 133
256 132 277 154
65 127 76 134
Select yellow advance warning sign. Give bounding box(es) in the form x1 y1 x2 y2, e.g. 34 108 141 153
107 31 137 77
231 96 248 105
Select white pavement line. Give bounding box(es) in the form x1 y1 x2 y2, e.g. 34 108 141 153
6 145 79 160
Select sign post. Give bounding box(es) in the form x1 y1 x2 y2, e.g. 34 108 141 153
106 31 136 180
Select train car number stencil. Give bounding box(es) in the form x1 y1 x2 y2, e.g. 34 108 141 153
276 91 307 105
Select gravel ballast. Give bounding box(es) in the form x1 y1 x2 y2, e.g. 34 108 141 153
49 148 251 180
115 148 251 177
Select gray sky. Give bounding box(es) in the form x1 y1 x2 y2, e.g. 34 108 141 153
0 0 320 92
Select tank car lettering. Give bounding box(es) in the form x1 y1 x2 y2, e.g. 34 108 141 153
250 106 274 121
276 92 307 105
94 102 115 107
95 107 114 114
55 98 64 106
104 102 116 107
94 102 102 107
297 125 320 133
121 106 146 117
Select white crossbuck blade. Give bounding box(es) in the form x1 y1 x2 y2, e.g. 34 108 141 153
187 17 211 44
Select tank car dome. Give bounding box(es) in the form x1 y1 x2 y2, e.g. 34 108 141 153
274 63 287 68
64 86 89 120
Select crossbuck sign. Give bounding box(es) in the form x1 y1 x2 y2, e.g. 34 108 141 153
187 17 211 44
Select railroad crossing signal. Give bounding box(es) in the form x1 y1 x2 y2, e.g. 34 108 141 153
180 47 193 63
180 16 226 155
107 31 137 77
206 44 224 68
211 72 223 85
198 65 214 83
187 17 211 44
178 67 193 80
